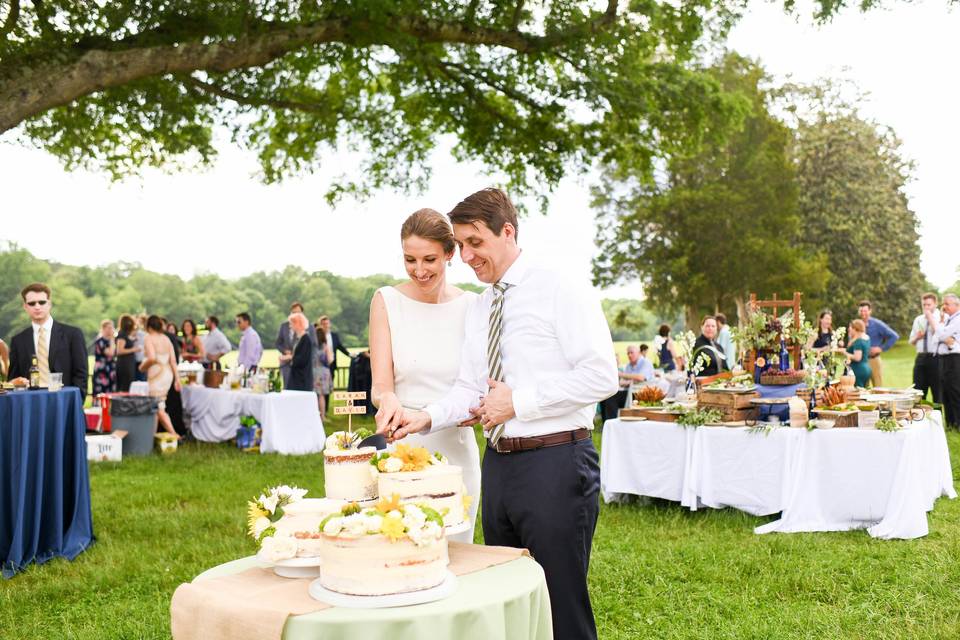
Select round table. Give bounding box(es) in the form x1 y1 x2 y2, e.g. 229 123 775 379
184 554 552 640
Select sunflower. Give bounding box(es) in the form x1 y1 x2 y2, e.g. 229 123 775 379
246 501 268 537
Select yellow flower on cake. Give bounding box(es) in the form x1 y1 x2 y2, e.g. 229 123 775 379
376 493 403 514
380 514 407 542
394 443 431 472
247 501 269 536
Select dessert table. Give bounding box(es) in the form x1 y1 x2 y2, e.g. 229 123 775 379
0 388 94 578
601 411 956 539
180 386 325 455
171 544 552 640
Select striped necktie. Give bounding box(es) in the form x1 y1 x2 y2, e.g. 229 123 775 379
37 326 50 385
488 282 511 445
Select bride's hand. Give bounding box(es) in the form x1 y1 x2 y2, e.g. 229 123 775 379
375 392 403 434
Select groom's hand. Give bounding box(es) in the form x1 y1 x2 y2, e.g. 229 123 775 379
457 404 482 428
479 379 516 430
388 409 432 442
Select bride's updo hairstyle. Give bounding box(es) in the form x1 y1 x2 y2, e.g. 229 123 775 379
400 208 456 255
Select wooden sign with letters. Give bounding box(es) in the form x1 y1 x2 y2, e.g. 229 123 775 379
333 390 367 432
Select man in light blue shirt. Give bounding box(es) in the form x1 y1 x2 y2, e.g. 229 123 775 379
620 344 655 386
716 313 736 370
858 300 899 387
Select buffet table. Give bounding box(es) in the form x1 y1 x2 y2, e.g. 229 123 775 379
180 386 325 455
0 388 94 578
171 544 552 640
600 412 956 539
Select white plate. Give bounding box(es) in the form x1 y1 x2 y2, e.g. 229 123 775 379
444 520 471 535
619 416 647 422
257 553 322 578
308 571 457 608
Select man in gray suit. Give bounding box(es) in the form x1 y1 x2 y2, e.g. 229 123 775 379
275 301 317 387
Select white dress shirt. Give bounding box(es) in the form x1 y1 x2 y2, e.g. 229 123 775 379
32 315 54 354
933 311 960 355
425 251 619 437
202 328 233 361
910 314 937 355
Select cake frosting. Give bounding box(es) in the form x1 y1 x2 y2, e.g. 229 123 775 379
323 430 379 503
372 445 468 528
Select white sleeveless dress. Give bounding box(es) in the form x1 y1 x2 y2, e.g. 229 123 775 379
378 286 481 543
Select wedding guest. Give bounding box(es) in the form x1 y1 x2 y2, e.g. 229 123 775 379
715 313 736 369
313 320 334 419
161 317 181 363
92 319 117 397
276 302 317 387
930 293 960 427
202 316 232 369
845 319 872 388
282 312 314 392
180 319 205 363
654 323 680 372
235 312 263 371
621 344 655 386
115 314 140 392
387 187 618 640
810 310 835 351
858 300 899 387
161 317 185 435
318 315 351 403
7 283 89 401
692 315 727 377
0 338 8 380
134 313 148 382
910 293 941 403
141 315 180 438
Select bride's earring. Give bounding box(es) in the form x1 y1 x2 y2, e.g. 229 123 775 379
447 260 452 267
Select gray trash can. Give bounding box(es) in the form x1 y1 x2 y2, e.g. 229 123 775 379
111 396 158 456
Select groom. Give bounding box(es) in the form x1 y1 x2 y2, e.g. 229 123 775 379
382 188 618 640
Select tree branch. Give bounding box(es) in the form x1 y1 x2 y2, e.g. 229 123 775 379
1 0 19 38
1 12 621 134
182 75 329 114
511 1 525 30
439 59 543 112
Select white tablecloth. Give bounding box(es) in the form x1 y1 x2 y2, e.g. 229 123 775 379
601 412 956 539
180 386 325 455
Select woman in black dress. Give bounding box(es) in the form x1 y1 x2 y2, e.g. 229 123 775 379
115 314 140 392
811 310 836 351
283 313 315 392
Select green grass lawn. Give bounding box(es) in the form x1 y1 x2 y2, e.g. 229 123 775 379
6 342 958 639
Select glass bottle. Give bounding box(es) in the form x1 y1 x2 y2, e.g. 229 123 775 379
29 355 40 389
779 339 790 372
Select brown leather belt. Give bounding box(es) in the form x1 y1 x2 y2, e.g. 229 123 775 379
491 428 590 454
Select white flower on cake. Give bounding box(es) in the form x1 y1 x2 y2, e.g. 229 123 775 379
371 444 448 473
246 485 309 544
259 535 298 563
324 429 374 451
429 452 449 465
383 456 403 473
317 496 446 546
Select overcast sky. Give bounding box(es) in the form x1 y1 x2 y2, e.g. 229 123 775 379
1 1 957 298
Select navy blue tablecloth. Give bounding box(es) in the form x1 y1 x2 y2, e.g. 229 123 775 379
755 383 805 421
0 388 95 578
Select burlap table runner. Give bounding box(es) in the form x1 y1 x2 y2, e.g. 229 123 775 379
170 542 530 640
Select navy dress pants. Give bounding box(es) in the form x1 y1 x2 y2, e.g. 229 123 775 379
482 437 600 640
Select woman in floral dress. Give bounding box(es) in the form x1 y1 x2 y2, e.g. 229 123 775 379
92 319 117 398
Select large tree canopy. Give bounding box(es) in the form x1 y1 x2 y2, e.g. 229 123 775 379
0 0 758 201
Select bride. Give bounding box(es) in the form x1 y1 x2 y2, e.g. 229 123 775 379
370 208 481 543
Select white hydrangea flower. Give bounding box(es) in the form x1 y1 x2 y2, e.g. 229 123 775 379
422 521 442 540
286 486 307 502
365 515 384 533
386 509 403 520
323 517 345 536
342 513 368 537
260 535 298 562
402 506 426 531
253 516 272 538
384 457 403 473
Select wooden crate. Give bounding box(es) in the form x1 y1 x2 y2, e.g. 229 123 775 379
698 403 759 422
697 390 759 409
812 409 859 428
759 372 805 385
620 407 679 422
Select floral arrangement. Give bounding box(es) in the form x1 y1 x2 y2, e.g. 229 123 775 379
875 416 904 432
730 310 782 355
319 495 445 547
324 429 373 451
825 327 848 378
371 444 448 473
675 407 723 428
673 330 698 367
779 310 816 348
246 485 308 545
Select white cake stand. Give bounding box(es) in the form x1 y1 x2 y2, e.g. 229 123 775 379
308 571 457 608
257 554 322 578
443 521 470 536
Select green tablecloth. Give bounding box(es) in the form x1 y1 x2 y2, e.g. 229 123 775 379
195 555 553 640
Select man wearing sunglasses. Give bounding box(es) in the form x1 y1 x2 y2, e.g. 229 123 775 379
8 282 89 401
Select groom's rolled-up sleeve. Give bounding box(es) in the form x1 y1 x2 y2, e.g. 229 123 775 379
511 282 619 422
425 302 486 431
